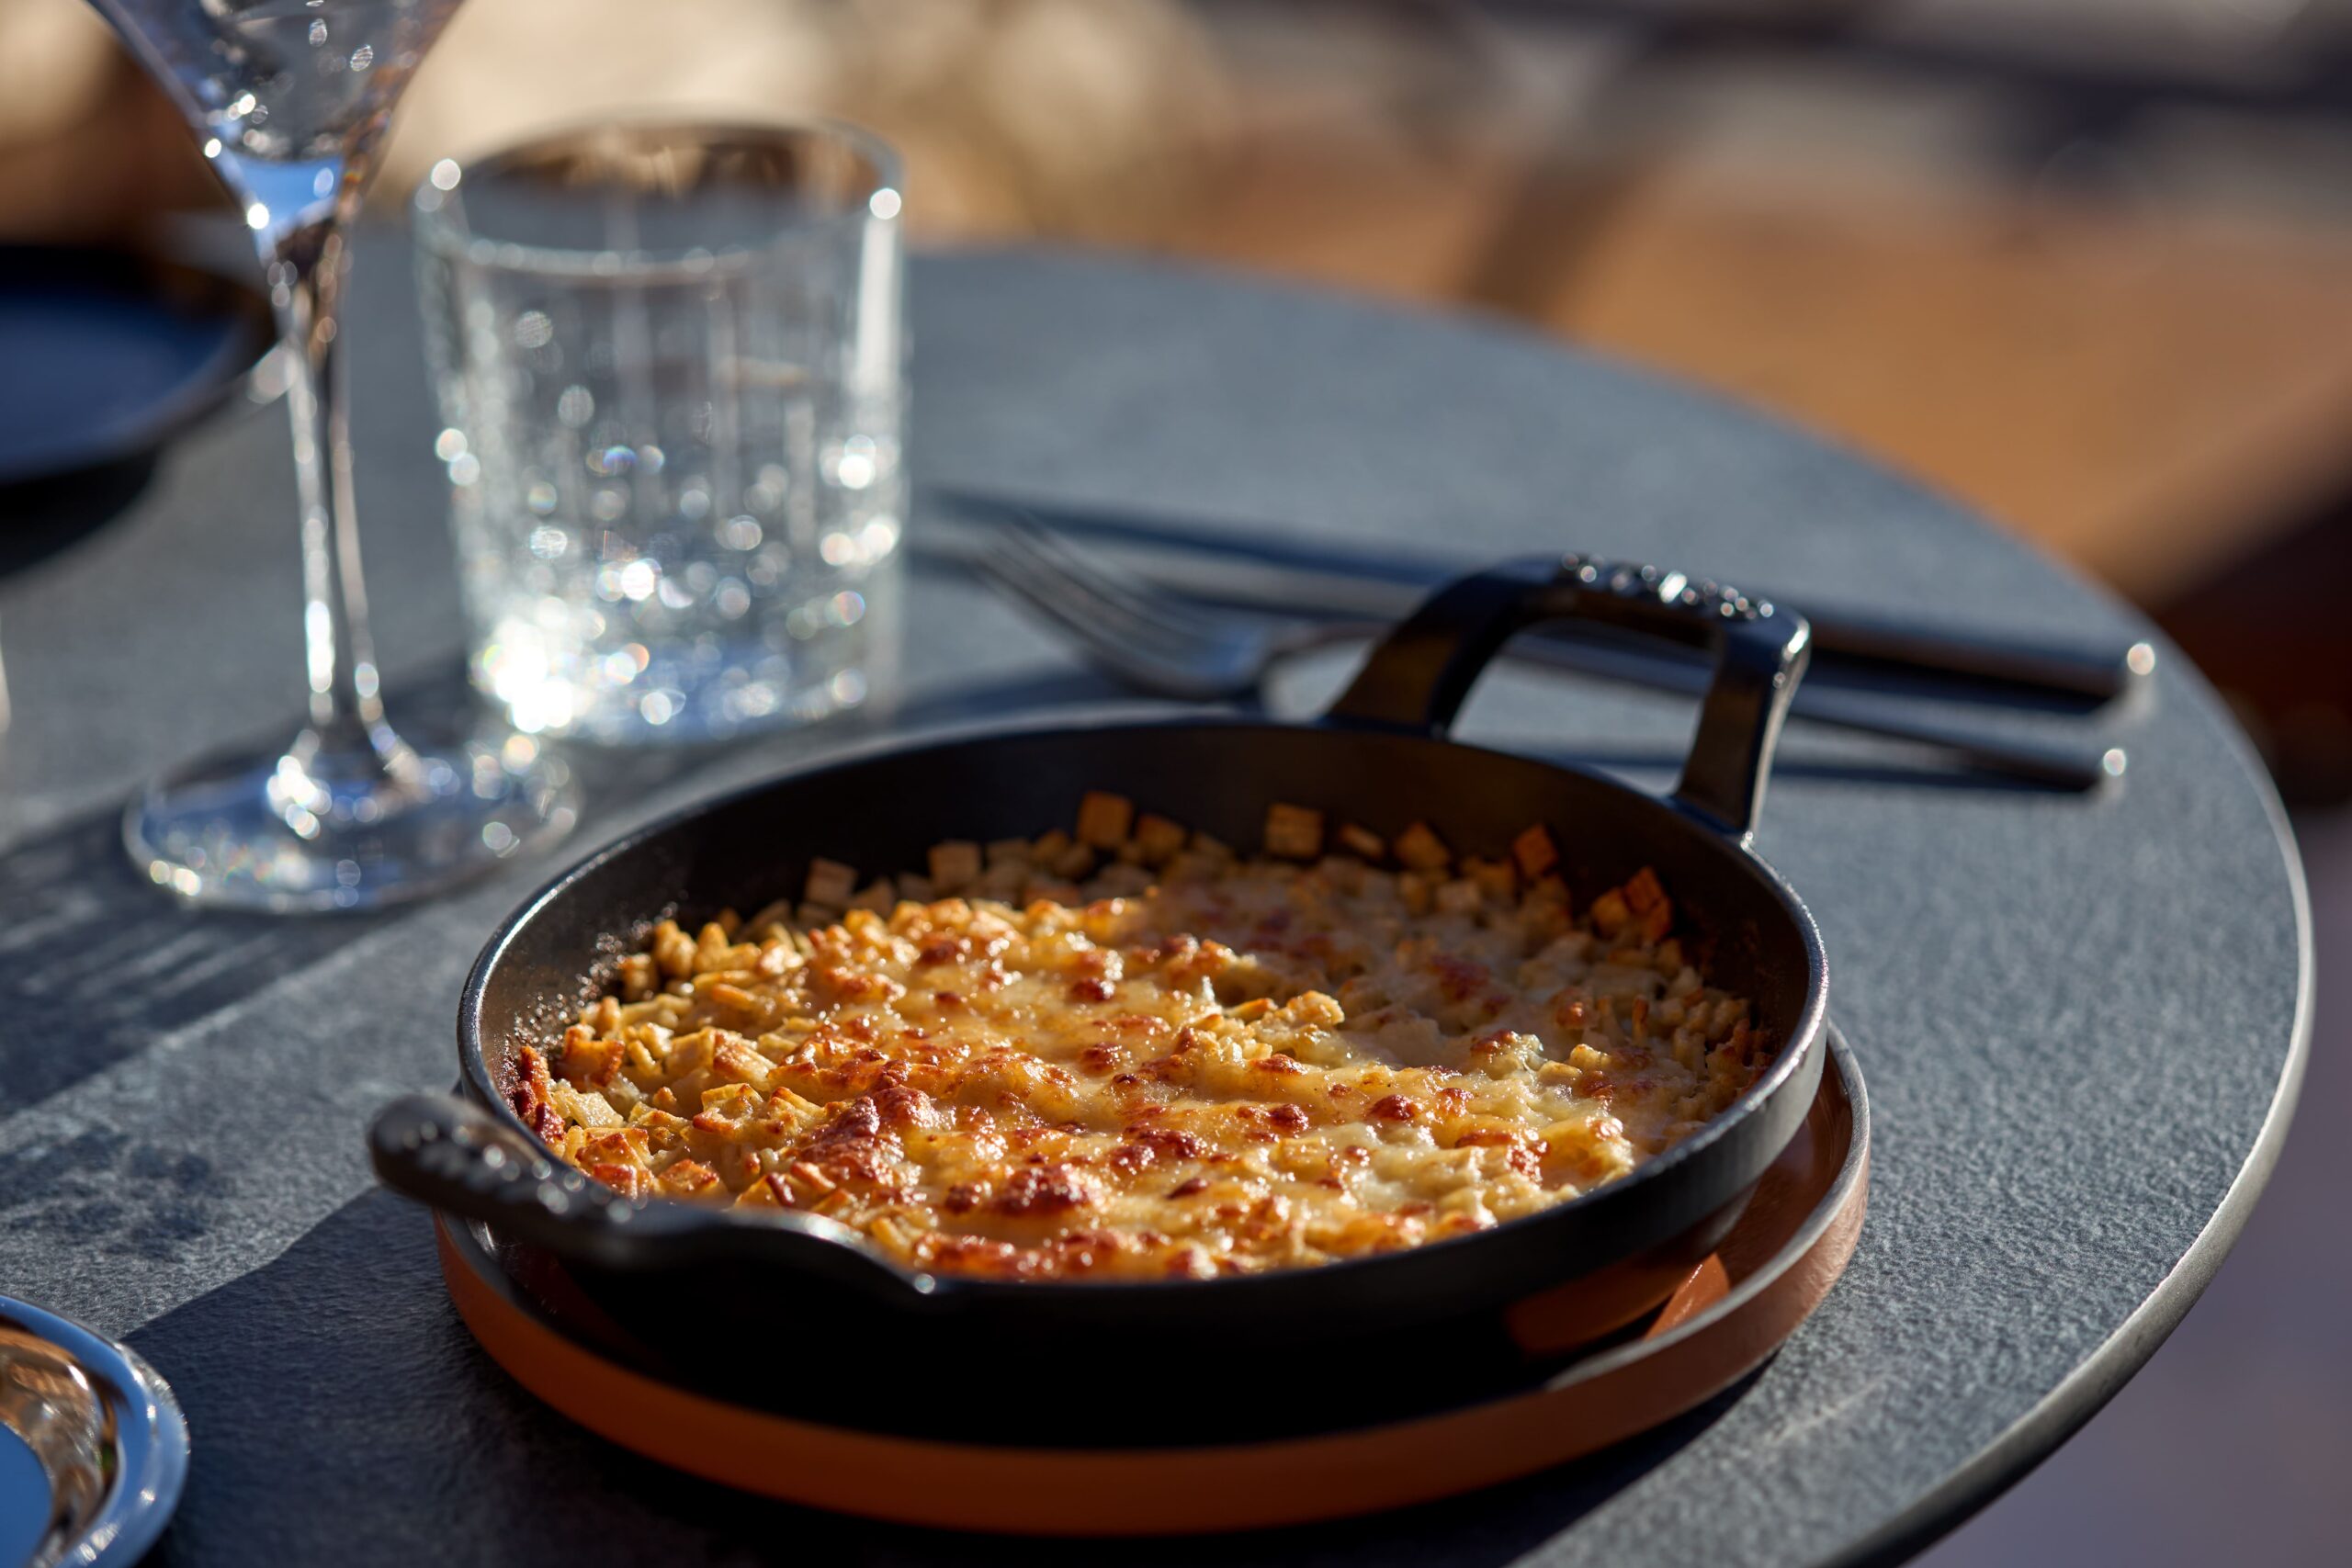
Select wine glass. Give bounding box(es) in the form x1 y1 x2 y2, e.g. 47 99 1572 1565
93 0 577 910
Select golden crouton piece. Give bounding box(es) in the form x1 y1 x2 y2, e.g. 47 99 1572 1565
711 1036 778 1092
1075 790 1135 849
1399 870 1433 914
649 919 696 980
803 857 856 908
1264 802 1324 859
1464 857 1517 901
1623 866 1673 940
1337 822 1386 861
1511 824 1559 879
971 862 1028 900
1395 821 1451 873
1135 813 1188 865
560 1031 623 1087
615 953 658 1002
1623 866 1667 914
661 1159 723 1197
732 1178 786 1209
1589 888 1633 939
849 877 896 913
928 840 982 892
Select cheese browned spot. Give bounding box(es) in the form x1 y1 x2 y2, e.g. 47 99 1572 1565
520 809 1771 1280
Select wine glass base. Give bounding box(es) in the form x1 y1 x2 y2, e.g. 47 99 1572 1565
125 731 580 914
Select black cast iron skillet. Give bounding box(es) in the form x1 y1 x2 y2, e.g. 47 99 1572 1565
371 554 1828 1444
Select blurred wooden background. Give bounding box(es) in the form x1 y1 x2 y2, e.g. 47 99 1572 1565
7 0 2352 789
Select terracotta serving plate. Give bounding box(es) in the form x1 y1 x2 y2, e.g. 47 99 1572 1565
435 1029 1868 1536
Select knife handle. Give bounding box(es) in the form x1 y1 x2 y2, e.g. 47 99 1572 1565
1790 608 2154 705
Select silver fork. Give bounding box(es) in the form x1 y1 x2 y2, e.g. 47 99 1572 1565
972 519 2126 791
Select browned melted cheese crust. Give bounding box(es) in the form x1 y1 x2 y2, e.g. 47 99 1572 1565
519 818 1770 1280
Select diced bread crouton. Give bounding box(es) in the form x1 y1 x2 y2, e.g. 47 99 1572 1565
1465 857 1516 901
1589 888 1632 939
1623 866 1667 913
1337 823 1386 861
803 857 856 908
971 862 1028 900
1394 821 1451 873
1075 791 1135 848
928 840 982 892
616 953 658 1001
560 1031 623 1087
1512 824 1559 879
1264 803 1324 859
650 919 696 979
1135 813 1188 865
1094 861 1153 897
711 1036 778 1092
661 1159 723 1197
848 877 896 913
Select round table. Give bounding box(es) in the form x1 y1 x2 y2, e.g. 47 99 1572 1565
0 243 2307 1567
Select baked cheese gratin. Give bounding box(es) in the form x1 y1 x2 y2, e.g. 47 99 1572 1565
514 795 1770 1280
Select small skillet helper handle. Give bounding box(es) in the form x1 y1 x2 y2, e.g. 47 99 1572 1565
1325 554 1813 840
368 1092 655 1266
368 1093 933 1302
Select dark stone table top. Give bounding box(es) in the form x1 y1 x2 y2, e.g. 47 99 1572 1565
0 243 2308 1567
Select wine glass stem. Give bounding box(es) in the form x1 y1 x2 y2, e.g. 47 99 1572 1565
274 214 399 759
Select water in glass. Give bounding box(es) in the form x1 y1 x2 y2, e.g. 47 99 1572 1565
415 126 906 744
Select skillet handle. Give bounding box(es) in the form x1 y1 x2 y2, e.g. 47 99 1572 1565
367 1093 935 1303
1325 554 1812 840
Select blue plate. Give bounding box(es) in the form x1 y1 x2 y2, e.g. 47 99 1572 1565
0 1296 188 1568
0 243 274 489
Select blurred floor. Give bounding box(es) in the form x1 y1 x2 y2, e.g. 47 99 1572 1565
1921 806 2351 1567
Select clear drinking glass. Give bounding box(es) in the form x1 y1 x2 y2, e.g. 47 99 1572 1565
95 0 578 911
413 122 907 745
